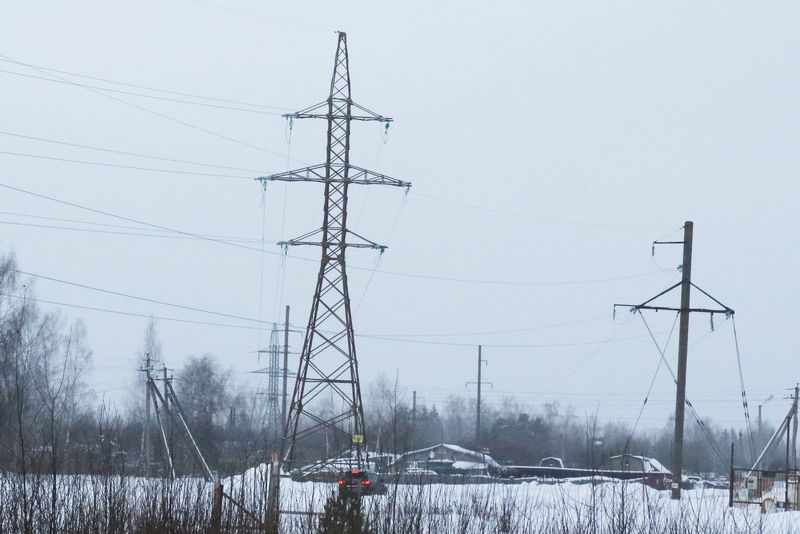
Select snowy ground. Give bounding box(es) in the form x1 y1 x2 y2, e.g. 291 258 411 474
223 464 800 533
3 468 800 532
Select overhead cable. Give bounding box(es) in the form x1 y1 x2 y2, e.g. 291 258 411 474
1 291 266 331
0 131 265 173
412 191 672 230
0 150 251 180
15 269 270 325
0 68 285 115
0 57 290 110
0 181 673 287
0 53 293 161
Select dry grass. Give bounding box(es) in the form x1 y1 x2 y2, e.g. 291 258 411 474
0 471 793 533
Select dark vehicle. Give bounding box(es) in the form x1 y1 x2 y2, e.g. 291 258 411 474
337 470 387 496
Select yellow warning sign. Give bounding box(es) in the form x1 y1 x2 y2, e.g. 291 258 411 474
352 434 364 443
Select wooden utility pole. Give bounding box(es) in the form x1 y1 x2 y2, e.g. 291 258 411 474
477 345 482 445
411 390 417 450
162 364 172 465
140 352 152 475
793 384 799 468
614 221 735 501
466 346 490 447
265 451 281 534
728 442 734 508
671 221 693 500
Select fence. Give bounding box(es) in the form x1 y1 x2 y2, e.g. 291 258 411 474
730 468 800 510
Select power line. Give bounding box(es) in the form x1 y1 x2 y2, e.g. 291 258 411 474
11 269 678 348
0 219 212 240
15 269 272 325
0 57 291 110
0 131 265 173
412 191 673 230
362 313 612 338
354 327 677 349
625 312 680 453
0 291 268 331
0 181 275 254
0 218 276 243
0 181 675 287
369 266 670 287
0 209 266 243
0 150 251 180
0 68 286 115
0 54 293 161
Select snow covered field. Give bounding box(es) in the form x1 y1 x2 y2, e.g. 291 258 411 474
2 468 800 533
224 465 800 533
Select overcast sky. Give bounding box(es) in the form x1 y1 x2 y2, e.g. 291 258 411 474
1 1 799 432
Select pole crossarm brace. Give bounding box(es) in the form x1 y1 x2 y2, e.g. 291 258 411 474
258 164 410 188
613 282 734 317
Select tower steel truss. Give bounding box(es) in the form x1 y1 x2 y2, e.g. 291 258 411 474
258 32 410 469
255 324 282 448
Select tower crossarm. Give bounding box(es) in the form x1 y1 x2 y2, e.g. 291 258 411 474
278 227 387 251
258 163 410 188
283 100 392 123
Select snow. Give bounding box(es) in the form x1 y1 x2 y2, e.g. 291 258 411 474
394 443 501 469
645 458 670 474
217 465 800 532
5 468 800 532
451 461 487 471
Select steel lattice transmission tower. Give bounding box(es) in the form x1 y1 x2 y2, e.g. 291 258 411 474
258 32 410 469
255 324 283 447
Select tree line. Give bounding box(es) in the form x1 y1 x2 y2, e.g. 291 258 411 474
0 252 781 480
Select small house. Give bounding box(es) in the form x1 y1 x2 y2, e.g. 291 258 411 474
391 443 500 476
605 454 671 489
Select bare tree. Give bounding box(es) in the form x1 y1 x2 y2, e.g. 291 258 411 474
175 354 229 470
31 316 91 533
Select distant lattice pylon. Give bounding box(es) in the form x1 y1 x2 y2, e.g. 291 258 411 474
266 324 281 443
254 324 283 449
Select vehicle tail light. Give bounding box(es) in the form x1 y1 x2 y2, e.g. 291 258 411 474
338 480 345 485
361 480 370 485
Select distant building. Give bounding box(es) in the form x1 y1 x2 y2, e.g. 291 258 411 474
604 454 670 474
391 443 501 476
539 457 564 468
604 454 671 489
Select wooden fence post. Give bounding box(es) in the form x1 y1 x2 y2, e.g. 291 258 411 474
266 451 281 534
210 473 223 534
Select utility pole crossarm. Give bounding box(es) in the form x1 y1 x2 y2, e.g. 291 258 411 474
613 279 734 316
613 304 733 315
257 164 410 188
